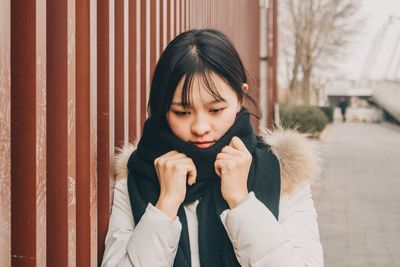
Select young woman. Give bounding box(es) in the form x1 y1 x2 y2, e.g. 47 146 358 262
101 29 324 267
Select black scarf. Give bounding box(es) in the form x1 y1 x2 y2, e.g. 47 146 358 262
127 108 281 267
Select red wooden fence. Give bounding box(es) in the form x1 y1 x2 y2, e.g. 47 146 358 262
0 0 277 266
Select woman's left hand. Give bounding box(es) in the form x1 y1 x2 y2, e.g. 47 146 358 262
215 136 252 208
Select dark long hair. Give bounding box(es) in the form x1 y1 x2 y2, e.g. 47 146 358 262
148 28 259 128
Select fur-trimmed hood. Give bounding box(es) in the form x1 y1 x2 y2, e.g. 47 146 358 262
113 127 323 195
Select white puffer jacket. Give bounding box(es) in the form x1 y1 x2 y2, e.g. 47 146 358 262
101 128 325 267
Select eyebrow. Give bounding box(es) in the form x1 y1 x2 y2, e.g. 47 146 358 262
171 99 226 106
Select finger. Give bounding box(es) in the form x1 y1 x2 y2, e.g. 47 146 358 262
165 157 194 170
156 150 179 163
185 163 197 186
216 152 236 160
155 150 176 162
221 145 241 155
229 136 248 152
171 157 197 185
214 159 229 177
164 152 188 160
175 157 195 164
214 160 222 177
161 150 180 157
155 151 186 166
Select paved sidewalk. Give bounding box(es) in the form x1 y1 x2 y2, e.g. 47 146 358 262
314 122 400 267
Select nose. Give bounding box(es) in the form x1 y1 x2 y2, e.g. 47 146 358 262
191 115 211 136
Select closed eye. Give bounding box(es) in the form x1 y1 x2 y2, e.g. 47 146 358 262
173 111 190 116
210 108 225 113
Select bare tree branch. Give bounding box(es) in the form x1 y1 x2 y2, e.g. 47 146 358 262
280 0 362 105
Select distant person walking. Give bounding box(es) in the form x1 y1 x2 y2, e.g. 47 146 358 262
337 97 348 122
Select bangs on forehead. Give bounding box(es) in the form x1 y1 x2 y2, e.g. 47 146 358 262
180 70 226 109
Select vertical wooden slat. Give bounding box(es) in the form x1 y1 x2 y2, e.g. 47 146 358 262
246 0 260 131
76 0 91 266
136 0 141 138
159 0 164 56
36 0 47 265
202 0 206 27
267 2 275 126
211 0 215 27
259 0 269 130
11 0 37 265
155 0 160 61
46 0 69 265
97 0 110 263
188 0 192 29
89 0 99 264
176 0 180 34
181 0 184 31
129 0 138 143
109 0 115 165
162 0 167 50
170 0 174 39
209 0 212 27
189 0 193 29
197 0 201 28
185 0 188 29
0 0 11 266
67 0 77 264
115 0 125 147
271 0 278 126
167 0 171 43
185 0 188 30
145 0 150 116
205 0 208 27
124 0 129 147
140 0 147 128
150 0 157 80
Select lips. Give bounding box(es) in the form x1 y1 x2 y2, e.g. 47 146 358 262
190 141 215 148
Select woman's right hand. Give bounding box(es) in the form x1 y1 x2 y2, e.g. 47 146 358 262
154 151 197 220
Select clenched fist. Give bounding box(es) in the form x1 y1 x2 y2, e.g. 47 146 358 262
154 151 197 219
215 136 252 208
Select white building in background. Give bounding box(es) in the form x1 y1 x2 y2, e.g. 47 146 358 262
362 16 400 81
325 16 400 122
367 16 400 122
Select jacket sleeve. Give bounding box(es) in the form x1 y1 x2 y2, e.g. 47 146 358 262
220 182 324 267
100 179 182 267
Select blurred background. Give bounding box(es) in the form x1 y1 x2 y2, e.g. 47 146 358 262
0 0 399 266
278 1 400 266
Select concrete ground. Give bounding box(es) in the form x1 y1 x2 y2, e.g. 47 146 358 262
314 122 400 267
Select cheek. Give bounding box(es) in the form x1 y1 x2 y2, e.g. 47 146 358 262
167 115 190 139
217 109 238 132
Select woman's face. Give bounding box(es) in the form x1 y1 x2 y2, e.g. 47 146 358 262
166 72 247 148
